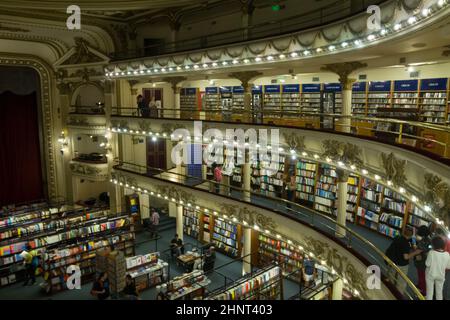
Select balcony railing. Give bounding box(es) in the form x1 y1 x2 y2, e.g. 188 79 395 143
112 161 425 300
111 0 386 60
111 107 450 162
69 105 105 115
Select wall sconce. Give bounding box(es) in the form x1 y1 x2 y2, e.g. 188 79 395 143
58 131 69 154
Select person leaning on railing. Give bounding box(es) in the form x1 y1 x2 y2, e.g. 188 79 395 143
385 228 422 295
137 94 150 118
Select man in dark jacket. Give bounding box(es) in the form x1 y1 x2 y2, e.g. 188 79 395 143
413 225 431 295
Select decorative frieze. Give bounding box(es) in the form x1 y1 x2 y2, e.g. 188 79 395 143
424 173 450 224
69 161 109 181
380 152 407 185
322 140 363 168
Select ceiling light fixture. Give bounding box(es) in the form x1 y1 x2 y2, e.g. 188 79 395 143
290 52 298 57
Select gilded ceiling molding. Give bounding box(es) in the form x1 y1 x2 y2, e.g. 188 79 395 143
0 23 29 33
161 76 187 91
69 162 109 181
228 71 262 89
155 185 197 205
424 173 450 224
0 53 58 199
380 152 407 186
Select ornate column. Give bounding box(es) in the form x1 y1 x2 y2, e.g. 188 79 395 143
162 76 187 119
240 0 255 40
243 151 251 202
332 278 344 300
242 227 252 275
229 71 262 123
168 11 181 50
176 204 184 241
321 62 367 133
336 168 349 238
56 82 72 203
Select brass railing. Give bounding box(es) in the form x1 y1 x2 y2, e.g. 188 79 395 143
111 107 450 160
112 161 425 300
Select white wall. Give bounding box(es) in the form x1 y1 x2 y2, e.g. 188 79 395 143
74 84 103 106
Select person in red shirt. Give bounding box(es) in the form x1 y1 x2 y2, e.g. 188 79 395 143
213 164 222 194
435 228 450 299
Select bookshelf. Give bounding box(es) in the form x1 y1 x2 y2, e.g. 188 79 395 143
381 80 420 121
356 178 383 232
313 164 337 216
41 214 134 292
295 160 317 206
205 87 220 114
368 81 392 117
335 174 360 223
263 85 282 119
165 270 211 300
324 83 342 114
419 78 448 124
250 152 261 191
209 265 282 300
180 88 198 118
126 252 168 292
257 234 303 283
259 152 286 198
202 213 211 243
281 84 301 116
212 217 241 258
301 84 321 114
405 205 433 234
232 86 245 113
379 189 407 238
183 207 200 239
351 82 367 116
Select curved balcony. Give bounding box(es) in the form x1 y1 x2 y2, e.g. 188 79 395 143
111 0 386 59
111 107 450 164
110 161 426 300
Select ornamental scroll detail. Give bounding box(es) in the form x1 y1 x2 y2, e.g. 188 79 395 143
380 152 407 186
282 132 305 151
219 203 278 230
423 173 450 224
303 236 369 299
322 140 363 168
155 185 197 205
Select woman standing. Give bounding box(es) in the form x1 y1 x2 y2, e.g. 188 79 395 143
425 236 450 300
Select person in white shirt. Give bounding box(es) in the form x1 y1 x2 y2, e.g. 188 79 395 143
425 236 450 300
150 210 160 238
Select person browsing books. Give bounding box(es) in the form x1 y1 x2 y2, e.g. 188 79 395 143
91 272 110 300
170 234 184 257
121 274 139 300
21 244 38 286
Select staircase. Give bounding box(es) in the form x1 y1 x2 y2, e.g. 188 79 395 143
158 213 176 232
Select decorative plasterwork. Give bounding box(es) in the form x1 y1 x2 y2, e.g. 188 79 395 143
54 37 110 68
106 0 448 78
322 140 363 168
69 161 109 181
321 62 367 89
0 23 29 33
380 152 407 185
0 54 57 199
282 132 305 151
219 203 278 230
424 173 450 224
155 185 196 205
302 236 369 299
228 71 263 90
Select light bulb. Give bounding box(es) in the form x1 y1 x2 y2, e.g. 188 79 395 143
341 42 348 48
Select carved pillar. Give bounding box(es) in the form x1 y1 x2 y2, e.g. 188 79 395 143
336 169 349 238
176 204 184 241
56 82 72 203
240 0 255 40
163 76 187 119
243 151 251 202
229 71 262 122
332 278 344 300
321 62 367 133
242 227 252 275
168 11 181 50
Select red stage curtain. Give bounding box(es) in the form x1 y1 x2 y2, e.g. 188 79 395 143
0 91 44 206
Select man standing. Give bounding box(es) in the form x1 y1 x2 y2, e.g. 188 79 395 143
385 229 421 295
150 209 160 238
21 244 38 286
137 94 150 117
214 164 223 194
